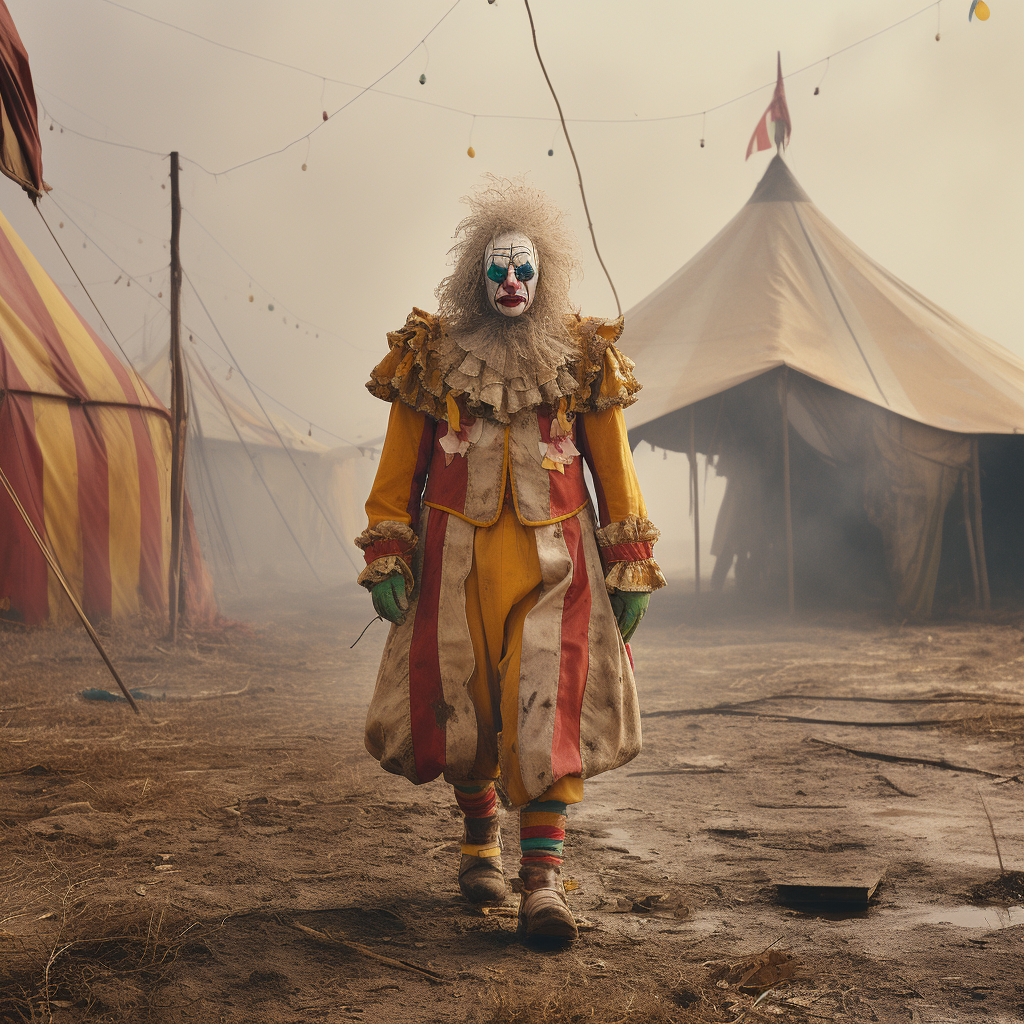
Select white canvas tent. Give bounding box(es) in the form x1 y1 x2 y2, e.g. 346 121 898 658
144 348 379 589
622 156 1024 616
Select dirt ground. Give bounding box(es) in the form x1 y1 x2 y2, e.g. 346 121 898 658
2 581 1023 1024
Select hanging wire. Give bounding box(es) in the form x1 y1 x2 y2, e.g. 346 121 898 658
814 58 830 95
36 201 142 375
523 0 621 317
181 207 362 352
179 0 464 176
60 1 943 177
41 194 364 448
184 269 362 560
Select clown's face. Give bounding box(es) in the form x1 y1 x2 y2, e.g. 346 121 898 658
483 233 538 317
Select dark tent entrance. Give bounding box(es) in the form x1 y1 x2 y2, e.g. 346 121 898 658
632 368 1024 617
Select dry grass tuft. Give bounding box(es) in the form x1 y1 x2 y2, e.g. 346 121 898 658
479 963 792 1024
1 877 205 1024
483 978 678 1024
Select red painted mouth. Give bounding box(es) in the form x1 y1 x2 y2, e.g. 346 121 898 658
497 295 525 307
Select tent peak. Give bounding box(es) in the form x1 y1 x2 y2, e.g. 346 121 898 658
747 155 810 205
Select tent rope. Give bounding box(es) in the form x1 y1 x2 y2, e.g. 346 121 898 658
35 203 143 379
0 457 140 714
184 271 360 567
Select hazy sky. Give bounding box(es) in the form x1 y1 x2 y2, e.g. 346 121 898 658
3 0 1020 454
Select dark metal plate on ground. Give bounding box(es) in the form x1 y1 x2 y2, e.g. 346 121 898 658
773 864 885 907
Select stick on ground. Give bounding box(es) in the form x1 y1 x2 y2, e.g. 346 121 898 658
807 738 1022 783
288 920 443 983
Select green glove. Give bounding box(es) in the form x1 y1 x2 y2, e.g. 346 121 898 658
371 574 409 625
609 590 650 643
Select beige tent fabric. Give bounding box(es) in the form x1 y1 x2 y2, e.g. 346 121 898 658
864 416 970 618
143 349 378 582
621 156 1024 438
620 158 1016 614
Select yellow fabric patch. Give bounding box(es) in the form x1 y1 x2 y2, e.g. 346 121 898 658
446 394 460 433
461 844 501 859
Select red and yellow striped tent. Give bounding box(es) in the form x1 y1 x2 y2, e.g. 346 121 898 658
0 207 215 626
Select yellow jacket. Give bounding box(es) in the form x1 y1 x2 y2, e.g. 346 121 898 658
356 309 665 594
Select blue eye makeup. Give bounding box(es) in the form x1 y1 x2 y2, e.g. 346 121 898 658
486 262 506 283
514 261 535 282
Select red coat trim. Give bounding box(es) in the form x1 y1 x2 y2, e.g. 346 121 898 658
362 538 414 565
600 541 654 566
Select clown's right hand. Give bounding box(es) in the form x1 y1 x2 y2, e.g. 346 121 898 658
371 574 408 625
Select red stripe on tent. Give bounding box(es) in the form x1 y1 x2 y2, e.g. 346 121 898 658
0 393 47 623
408 507 449 783
575 416 610 524
181 498 217 625
129 408 166 616
550 514 590 778
69 404 111 619
0 224 89 401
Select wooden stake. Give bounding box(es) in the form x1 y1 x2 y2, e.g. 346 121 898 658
689 405 701 598
167 152 186 641
971 438 991 611
781 368 795 615
962 471 981 608
0 462 140 714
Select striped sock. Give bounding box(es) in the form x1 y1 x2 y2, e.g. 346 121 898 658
519 799 567 869
453 782 497 821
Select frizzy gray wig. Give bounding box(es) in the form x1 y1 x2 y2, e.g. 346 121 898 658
435 177 581 336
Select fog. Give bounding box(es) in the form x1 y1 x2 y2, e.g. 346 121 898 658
2 0 1020 580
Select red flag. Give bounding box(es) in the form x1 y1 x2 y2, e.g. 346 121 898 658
745 52 791 161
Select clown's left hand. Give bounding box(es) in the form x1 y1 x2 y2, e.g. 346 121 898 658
609 590 649 643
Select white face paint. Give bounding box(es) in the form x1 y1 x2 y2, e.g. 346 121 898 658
483 232 538 318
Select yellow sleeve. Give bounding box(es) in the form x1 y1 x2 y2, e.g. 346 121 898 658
578 406 666 593
354 401 434 589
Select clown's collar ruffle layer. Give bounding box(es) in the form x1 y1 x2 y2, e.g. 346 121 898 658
366 307 641 424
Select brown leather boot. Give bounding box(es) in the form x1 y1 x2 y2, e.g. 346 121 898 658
458 814 507 904
515 862 578 940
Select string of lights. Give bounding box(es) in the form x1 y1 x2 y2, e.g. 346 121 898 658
39 194 364 448
46 0 944 176
182 208 362 352
180 0 465 176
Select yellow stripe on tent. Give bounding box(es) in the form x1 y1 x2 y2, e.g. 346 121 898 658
2 213 127 406
0 285 65 396
34 394 83 624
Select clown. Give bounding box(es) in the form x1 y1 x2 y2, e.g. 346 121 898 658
355 178 664 940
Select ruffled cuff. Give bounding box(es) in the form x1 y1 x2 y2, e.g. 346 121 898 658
356 554 415 592
603 558 667 594
595 515 666 593
355 521 418 561
354 521 418 589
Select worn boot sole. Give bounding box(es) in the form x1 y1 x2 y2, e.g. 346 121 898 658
518 887 579 940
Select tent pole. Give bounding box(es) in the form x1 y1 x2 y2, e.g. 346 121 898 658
781 368 795 615
690 406 701 599
961 471 981 608
971 438 991 611
167 151 187 641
